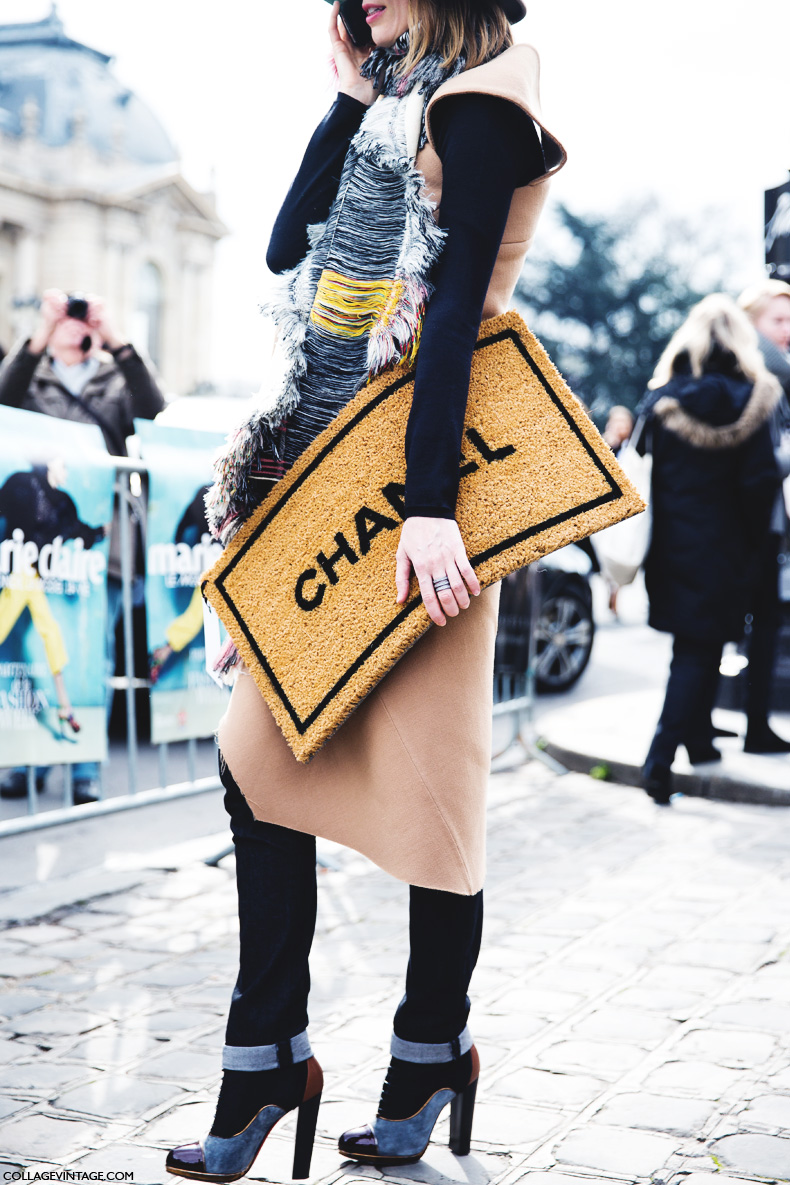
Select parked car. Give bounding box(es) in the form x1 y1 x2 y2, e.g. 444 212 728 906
494 543 596 700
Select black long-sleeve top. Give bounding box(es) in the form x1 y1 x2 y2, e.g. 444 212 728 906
267 89 545 517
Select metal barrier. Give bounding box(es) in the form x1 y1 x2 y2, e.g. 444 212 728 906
0 460 545 838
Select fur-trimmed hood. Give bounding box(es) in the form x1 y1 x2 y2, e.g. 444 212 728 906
651 372 782 451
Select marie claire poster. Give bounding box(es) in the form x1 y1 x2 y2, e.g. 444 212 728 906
0 407 114 766
136 420 228 745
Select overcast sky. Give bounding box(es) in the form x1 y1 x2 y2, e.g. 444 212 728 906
7 0 790 389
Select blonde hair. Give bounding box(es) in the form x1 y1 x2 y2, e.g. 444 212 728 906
648 294 769 390
400 0 513 76
737 278 790 322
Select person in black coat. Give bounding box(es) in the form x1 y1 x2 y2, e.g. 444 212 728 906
737 280 790 752
640 295 782 804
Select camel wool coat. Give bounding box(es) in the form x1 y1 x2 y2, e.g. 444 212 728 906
218 45 565 896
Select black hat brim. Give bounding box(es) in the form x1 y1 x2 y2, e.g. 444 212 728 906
324 1 527 24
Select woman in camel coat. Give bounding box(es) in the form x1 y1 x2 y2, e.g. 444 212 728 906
166 1 564 1179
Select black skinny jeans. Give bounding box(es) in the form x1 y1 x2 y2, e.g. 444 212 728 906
645 635 723 771
221 759 483 1050
745 532 783 732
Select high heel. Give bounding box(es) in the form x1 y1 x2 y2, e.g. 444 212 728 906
449 1075 477 1156
166 1056 323 1183
339 1046 479 1166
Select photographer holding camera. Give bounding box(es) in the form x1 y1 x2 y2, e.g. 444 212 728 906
0 288 165 803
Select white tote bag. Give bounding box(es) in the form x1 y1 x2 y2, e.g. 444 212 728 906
593 418 653 587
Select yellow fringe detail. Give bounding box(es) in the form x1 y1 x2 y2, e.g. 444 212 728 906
311 270 405 337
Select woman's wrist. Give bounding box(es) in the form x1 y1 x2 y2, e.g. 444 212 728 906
338 84 375 107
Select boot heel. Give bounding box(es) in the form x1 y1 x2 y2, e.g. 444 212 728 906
448 1078 477 1156
292 1091 321 1180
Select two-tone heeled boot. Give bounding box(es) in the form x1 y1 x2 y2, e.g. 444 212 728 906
166 1056 323 1182
339 1045 479 1166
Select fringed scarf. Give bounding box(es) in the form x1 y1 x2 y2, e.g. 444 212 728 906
206 34 465 547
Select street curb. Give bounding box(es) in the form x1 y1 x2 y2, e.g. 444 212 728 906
542 740 790 807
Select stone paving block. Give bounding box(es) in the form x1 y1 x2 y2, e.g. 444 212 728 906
489 987 585 1020
536 1039 647 1078
0 1098 27 1120
4 924 75 946
659 942 766 973
0 991 49 1018
646 965 733 995
467 1101 562 1148
670 1176 762 1185
472 1011 545 1043
552 1125 680 1176
704 1000 790 1032
592 1091 716 1137
490 1066 606 1109
711 1133 790 1178
7 1008 109 1038
126 961 209 989
674 1028 775 1069
2 1060 89 1091
71 985 155 1021
136 1099 216 1144
129 1007 218 1033
56 1073 185 1119
1 954 62 978
614 986 704 1016
530 966 617 997
739 1093 790 1130
40 937 112 960
79 949 168 978
65 1029 166 1068
72 1142 171 1182
366 1142 511 1185
570 1006 677 1044
313 1038 381 1074
142 1047 219 1081
644 1060 743 1098
0 1112 103 1159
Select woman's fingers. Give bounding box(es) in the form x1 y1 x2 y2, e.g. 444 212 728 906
415 567 447 627
455 549 481 598
395 545 412 604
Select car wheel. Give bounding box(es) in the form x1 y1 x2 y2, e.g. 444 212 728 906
534 591 594 693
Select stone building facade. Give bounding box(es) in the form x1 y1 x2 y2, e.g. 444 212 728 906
0 6 227 395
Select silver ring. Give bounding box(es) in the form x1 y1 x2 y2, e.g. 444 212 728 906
432 576 452 593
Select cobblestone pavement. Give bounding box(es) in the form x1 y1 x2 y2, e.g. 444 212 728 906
2 765 790 1184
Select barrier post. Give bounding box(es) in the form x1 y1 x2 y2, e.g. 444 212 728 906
117 468 138 796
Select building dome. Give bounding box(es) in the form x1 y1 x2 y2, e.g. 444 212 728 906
0 5 177 166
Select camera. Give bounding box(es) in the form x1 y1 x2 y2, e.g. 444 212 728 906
66 294 90 321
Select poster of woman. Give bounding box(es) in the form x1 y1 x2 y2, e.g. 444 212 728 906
136 420 228 745
0 407 114 767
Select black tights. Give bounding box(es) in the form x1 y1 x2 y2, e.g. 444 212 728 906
220 755 483 1050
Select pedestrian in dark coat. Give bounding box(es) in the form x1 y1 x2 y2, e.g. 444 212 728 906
737 279 790 752
641 295 781 804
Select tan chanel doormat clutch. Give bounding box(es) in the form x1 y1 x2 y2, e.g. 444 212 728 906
202 310 645 763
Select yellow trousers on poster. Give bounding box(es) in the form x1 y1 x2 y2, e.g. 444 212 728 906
165 585 204 653
0 572 69 674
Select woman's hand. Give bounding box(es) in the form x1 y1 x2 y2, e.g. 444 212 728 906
86 296 123 351
329 1 376 106
29 288 67 354
396 517 481 627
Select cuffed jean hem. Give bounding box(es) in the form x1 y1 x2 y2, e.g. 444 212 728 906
391 1025 473 1064
222 1031 312 1071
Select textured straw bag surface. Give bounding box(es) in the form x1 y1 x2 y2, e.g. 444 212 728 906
202 310 645 763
